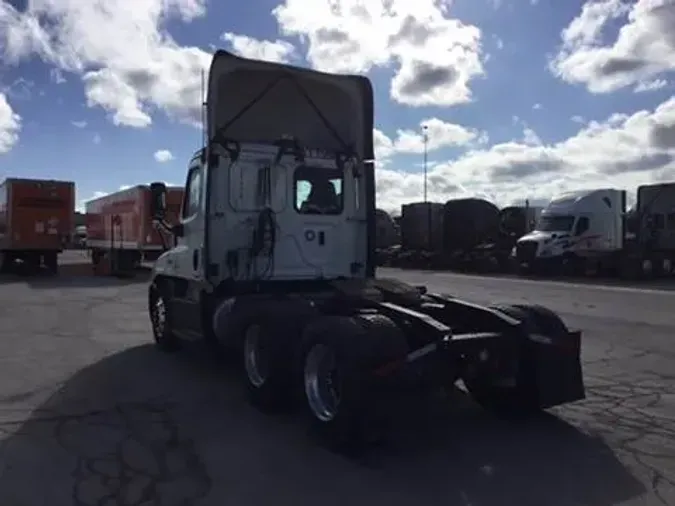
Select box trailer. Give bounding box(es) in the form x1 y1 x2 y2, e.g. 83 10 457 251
0 178 75 274
85 185 184 274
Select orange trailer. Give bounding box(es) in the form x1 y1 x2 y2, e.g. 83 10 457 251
85 185 183 274
0 178 75 274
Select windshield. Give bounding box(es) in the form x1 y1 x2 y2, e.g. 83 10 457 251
535 215 575 232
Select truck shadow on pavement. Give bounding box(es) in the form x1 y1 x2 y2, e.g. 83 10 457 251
0 343 645 506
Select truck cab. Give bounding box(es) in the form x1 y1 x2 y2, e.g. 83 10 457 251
147 50 376 338
514 189 626 272
152 142 371 283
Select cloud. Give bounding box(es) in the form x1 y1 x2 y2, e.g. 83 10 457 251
634 78 668 93
71 120 87 128
0 0 485 129
92 133 101 144
4 78 33 101
50 68 65 84
154 149 174 162
272 0 484 107
375 95 675 214
221 32 295 63
375 118 484 162
0 93 21 153
550 0 675 93
0 0 211 129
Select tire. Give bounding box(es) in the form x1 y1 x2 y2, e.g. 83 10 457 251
148 282 180 352
0 252 9 274
43 252 58 275
200 295 232 363
463 304 569 417
241 319 296 413
22 252 41 275
640 258 654 280
300 314 407 452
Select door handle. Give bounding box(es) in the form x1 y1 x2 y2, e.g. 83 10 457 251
193 249 199 270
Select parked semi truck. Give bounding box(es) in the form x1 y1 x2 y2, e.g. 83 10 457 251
142 50 585 450
514 184 675 278
85 185 184 274
0 178 75 274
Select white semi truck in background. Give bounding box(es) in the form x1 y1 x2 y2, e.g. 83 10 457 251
513 183 675 279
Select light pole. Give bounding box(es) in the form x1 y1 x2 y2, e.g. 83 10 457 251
423 124 428 203
422 124 432 250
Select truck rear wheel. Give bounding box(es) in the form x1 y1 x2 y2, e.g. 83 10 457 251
300 314 407 452
149 282 180 352
241 320 295 412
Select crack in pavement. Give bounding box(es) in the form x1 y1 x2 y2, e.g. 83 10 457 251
561 372 675 505
2 401 212 506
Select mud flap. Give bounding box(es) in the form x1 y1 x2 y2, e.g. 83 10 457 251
526 330 585 409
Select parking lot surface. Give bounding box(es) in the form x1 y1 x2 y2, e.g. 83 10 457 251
0 258 673 506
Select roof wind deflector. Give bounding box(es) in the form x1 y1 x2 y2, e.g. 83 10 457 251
210 72 351 155
206 50 374 161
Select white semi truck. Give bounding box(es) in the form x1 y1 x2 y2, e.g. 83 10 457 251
143 49 585 451
514 184 675 279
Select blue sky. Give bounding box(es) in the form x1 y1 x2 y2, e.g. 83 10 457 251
1 0 674 213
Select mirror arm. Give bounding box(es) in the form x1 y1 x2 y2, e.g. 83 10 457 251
152 218 178 251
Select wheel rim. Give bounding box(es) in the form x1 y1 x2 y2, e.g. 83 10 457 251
642 259 652 274
152 294 166 338
304 344 342 422
243 325 268 388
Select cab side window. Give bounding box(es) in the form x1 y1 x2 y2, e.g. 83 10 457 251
574 216 589 236
182 166 202 219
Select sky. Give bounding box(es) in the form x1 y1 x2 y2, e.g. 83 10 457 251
1 0 675 215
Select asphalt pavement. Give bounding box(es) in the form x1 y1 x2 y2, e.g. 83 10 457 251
0 257 673 506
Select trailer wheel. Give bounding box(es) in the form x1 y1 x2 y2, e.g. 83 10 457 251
640 258 654 279
22 252 41 274
463 304 569 416
301 314 407 452
148 282 180 352
43 252 58 275
0 252 9 274
241 320 295 413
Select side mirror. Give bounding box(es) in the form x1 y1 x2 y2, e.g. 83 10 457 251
171 223 184 237
149 182 167 219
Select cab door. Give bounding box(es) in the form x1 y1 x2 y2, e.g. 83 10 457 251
174 164 205 280
169 162 205 336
